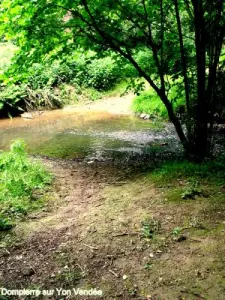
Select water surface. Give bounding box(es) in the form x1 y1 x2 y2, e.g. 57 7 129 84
0 109 178 162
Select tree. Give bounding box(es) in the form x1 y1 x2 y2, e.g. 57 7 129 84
1 0 225 161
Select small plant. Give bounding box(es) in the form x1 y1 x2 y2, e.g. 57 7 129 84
0 217 14 231
144 263 153 270
171 227 182 236
189 217 205 229
141 217 161 239
181 178 202 200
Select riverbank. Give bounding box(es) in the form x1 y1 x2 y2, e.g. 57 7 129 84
0 93 225 299
0 93 134 129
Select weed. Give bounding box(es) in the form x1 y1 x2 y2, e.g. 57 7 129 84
141 217 161 239
171 227 182 236
57 268 84 285
189 217 205 229
144 263 153 270
181 178 203 200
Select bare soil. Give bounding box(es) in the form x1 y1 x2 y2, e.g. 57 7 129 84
1 157 225 300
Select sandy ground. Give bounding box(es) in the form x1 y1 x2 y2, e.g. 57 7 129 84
63 94 133 115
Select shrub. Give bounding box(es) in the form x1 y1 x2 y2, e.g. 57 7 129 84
83 56 121 90
0 140 52 229
0 48 133 116
0 43 17 75
27 61 75 89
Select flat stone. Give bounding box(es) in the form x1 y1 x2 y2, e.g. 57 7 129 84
21 112 33 119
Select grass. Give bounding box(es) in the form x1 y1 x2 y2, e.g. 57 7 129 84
0 140 52 230
131 81 185 119
132 89 169 119
149 157 225 185
147 156 225 203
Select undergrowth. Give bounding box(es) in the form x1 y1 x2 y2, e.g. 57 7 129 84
0 47 134 116
0 140 52 230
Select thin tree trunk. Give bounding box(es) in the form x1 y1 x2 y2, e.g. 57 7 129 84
174 0 190 113
191 0 209 161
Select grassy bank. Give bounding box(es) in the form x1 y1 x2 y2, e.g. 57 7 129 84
131 81 185 119
148 156 225 204
0 141 52 231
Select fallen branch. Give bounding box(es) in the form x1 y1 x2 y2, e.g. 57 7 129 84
112 232 139 237
109 269 120 278
82 243 98 251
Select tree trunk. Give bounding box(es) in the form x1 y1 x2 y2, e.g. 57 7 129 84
188 0 209 162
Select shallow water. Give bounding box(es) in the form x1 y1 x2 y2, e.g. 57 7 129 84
0 109 178 162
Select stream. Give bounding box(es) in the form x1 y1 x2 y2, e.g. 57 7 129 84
0 109 180 165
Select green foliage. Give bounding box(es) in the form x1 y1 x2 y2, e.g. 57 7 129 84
0 42 17 75
0 140 52 230
83 56 121 91
132 80 185 119
0 83 27 114
132 89 168 119
0 218 13 231
171 227 182 236
144 263 153 270
181 178 203 200
0 45 129 115
26 55 124 92
27 61 75 90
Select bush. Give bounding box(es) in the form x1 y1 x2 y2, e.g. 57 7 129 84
83 56 121 90
0 48 133 116
0 83 27 117
0 140 52 229
0 43 17 75
27 61 75 90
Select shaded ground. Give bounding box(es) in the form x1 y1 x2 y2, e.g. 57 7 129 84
1 157 225 300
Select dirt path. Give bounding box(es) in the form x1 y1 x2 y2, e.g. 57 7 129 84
1 157 225 300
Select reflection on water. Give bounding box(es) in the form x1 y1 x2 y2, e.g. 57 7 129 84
0 109 178 161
